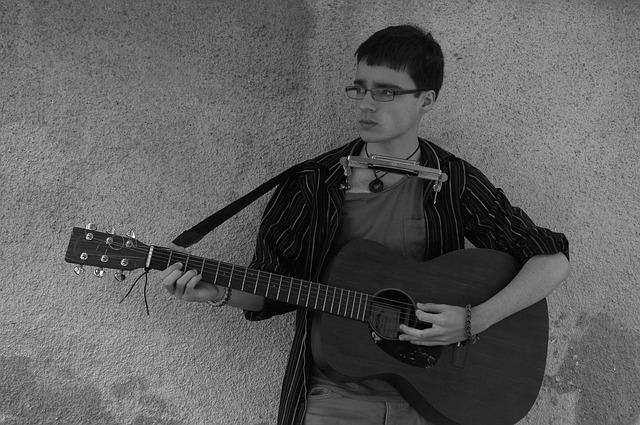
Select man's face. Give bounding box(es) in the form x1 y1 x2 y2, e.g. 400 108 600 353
352 62 428 147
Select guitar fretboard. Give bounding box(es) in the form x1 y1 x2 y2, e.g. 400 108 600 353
149 247 370 322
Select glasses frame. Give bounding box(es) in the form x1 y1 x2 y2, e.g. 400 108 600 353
345 85 426 102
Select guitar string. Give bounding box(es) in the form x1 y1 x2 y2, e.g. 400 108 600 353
78 240 420 320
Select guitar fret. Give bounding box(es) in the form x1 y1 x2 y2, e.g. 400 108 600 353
241 267 248 292
286 279 292 304
305 282 312 308
364 294 370 321
262 271 267 297
344 289 349 317
349 291 355 319
200 257 205 275
346 290 351 317
338 288 344 316
330 287 336 314
360 294 368 321
167 250 173 267
344 290 349 317
269 272 275 297
321 284 328 312
229 264 235 288
213 259 220 285
184 253 190 270
277 275 283 300
356 292 362 320
313 283 319 310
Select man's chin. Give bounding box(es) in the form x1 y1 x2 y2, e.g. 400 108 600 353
358 131 384 144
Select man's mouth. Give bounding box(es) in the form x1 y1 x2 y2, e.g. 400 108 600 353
359 119 377 127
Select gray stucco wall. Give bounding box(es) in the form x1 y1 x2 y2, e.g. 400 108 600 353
1 1 639 424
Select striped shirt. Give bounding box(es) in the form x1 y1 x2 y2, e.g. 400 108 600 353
245 137 569 425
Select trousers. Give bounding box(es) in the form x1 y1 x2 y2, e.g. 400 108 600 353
302 386 435 425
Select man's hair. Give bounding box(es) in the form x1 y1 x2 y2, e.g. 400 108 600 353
355 25 444 99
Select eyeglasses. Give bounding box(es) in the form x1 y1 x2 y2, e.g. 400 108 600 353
345 86 425 102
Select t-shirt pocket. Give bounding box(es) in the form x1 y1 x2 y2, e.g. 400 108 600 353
403 218 427 262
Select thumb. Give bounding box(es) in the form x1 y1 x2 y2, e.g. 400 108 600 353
168 242 189 254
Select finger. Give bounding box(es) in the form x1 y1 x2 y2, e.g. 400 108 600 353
162 268 184 294
398 326 441 346
416 302 444 312
175 269 199 298
182 272 203 301
399 324 429 339
159 262 183 280
162 270 183 294
404 338 441 347
415 309 440 324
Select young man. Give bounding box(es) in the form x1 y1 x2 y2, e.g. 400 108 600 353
161 25 570 425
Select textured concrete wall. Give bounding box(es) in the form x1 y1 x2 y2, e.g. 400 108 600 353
1 0 638 424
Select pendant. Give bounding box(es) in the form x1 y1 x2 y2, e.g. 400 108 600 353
369 178 384 193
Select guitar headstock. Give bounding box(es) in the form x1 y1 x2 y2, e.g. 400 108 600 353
65 224 150 279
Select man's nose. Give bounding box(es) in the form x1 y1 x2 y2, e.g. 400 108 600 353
358 91 377 111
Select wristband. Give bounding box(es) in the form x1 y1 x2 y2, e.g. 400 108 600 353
464 304 479 345
207 287 232 308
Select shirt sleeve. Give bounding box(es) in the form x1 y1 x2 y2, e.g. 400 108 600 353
460 162 570 264
244 176 311 321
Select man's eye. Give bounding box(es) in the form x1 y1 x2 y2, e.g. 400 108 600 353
378 89 395 96
354 87 366 94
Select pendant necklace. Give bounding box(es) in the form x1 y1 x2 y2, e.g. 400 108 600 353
365 143 420 193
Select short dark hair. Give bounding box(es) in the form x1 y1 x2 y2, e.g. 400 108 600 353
355 25 444 99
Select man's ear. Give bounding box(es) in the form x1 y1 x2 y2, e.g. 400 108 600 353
421 90 436 109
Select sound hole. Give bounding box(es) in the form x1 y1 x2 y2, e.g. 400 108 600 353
368 289 441 369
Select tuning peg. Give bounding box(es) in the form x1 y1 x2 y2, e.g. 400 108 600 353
86 223 97 231
124 230 137 248
94 268 106 278
107 227 116 235
114 271 126 281
73 265 86 275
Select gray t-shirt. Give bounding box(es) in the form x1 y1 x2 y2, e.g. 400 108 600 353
310 175 426 401
335 176 426 262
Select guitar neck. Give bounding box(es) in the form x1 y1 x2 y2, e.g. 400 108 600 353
148 246 370 322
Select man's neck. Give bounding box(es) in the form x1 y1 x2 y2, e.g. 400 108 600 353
362 137 421 160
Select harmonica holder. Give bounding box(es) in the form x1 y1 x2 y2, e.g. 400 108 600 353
340 155 448 203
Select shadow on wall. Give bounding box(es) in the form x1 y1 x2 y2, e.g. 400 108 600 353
0 356 185 425
545 313 640 424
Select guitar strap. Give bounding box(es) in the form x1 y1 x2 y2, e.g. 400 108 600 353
172 161 311 248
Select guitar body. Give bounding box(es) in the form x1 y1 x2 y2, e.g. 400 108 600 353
311 239 548 425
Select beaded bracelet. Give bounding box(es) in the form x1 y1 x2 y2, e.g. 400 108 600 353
207 287 232 308
465 304 479 345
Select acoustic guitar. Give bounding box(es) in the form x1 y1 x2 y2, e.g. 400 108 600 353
64 225 548 425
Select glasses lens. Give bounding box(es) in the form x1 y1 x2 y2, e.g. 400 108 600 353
346 87 365 99
371 89 394 102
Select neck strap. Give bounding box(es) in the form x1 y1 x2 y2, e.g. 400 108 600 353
172 161 310 248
